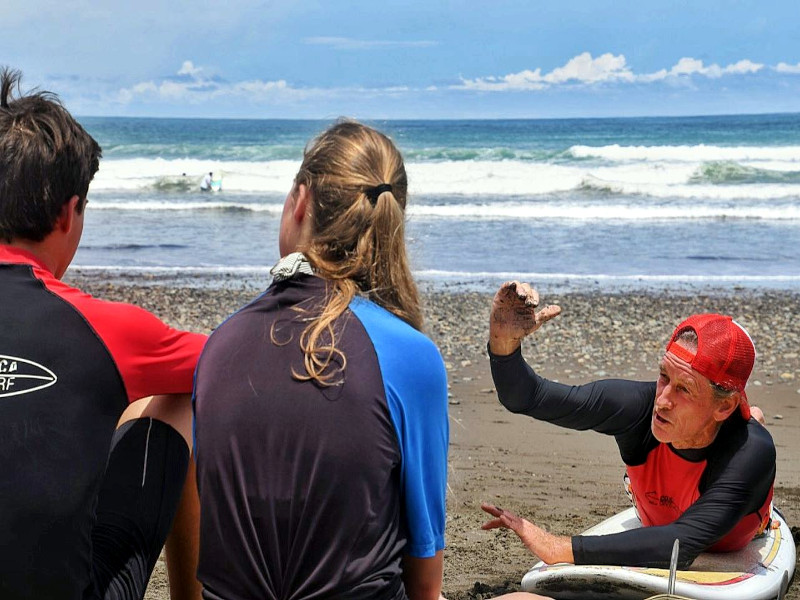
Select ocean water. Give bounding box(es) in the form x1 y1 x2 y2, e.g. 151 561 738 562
74 114 800 292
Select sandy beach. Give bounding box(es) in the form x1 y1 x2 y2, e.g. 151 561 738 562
66 274 800 600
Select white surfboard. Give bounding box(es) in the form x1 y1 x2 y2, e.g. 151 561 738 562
521 507 795 600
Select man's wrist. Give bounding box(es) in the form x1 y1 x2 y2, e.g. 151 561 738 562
555 535 575 564
488 336 521 356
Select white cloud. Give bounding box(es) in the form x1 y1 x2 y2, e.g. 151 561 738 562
113 61 425 105
457 53 768 91
775 62 800 74
724 59 763 75
116 77 303 104
177 60 203 77
458 52 633 91
544 53 634 84
670 57 707 77
304 37 437 50
656 57 764 81
111 53 793 107
642 57 764 80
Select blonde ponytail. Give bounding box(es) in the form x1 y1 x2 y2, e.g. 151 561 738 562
286 120 422 386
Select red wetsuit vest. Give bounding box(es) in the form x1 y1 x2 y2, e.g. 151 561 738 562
628 443 773 552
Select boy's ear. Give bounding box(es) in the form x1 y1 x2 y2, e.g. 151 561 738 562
56 195 81 233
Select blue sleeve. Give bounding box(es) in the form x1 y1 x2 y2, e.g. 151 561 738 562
350 298 449 558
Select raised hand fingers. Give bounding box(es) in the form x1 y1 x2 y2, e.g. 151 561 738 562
535 304 562 326
517 282 539 308
490 281 559 354
501 281 539 308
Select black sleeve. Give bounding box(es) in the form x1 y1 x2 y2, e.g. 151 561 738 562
489 345 655 443
573 421 776 568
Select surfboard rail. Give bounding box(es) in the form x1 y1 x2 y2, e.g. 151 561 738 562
521 507 795 600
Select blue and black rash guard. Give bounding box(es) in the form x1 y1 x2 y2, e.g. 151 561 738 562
194 275 449 600
490 346 775 568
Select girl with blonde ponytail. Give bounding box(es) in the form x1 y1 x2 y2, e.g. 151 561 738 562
193 120 449 600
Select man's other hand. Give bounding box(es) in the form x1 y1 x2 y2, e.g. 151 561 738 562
489 281 561 356
481 503 574 565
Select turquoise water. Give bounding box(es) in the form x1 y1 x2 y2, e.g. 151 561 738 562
74 114 800 291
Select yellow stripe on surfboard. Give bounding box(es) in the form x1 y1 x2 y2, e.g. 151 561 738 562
761 525 781 565
638 569 748 584
638 523 781 585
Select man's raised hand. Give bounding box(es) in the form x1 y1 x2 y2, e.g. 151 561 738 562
489 281 561 356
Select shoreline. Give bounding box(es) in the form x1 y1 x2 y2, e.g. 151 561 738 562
64 274 800 599
67 266 800 297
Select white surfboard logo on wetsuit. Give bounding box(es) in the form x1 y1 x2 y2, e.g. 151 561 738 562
0 355 57 398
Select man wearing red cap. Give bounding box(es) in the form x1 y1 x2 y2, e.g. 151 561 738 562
481 281 775 569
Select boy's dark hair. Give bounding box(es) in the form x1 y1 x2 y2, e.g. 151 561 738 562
0 67 102 242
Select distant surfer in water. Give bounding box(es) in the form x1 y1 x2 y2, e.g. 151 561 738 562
192 121 548 600
200 171 213 191
0 67 206 600
483 281 774 569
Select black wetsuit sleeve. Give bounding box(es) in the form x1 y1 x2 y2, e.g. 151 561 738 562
489 345 655 443
573 422 776 568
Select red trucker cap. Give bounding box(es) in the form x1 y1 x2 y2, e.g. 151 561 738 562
665 314 756 420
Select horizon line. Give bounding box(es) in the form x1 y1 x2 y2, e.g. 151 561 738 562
74 110 800 123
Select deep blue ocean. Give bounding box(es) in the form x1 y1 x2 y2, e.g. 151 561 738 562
74 114 800 292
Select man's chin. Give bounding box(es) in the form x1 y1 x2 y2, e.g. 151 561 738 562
650 419 672 443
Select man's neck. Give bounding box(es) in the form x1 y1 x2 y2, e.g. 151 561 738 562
6 239 64 279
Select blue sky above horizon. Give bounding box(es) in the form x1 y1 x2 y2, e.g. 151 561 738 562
3 0 800 119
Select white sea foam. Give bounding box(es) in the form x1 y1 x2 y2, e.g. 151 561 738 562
87 197 800 221
579 175 800 200
93 158 299 193
408 202 800 220
91 156 800 202
93 158 592 195
69 265 800 284
91 200 284 213
71 265 273 274
569 144 800 163
415 270 800 283
406 161 584 195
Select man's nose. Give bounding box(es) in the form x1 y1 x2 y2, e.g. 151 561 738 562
655 386 674 410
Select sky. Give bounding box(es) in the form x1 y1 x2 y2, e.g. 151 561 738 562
2 0 800 119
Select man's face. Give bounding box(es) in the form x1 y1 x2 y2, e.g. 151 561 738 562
651 342 720 449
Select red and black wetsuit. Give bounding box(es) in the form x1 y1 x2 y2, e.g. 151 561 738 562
490 346 775 568
0 245 206 599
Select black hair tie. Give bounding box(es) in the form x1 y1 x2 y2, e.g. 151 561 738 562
365 183 393 205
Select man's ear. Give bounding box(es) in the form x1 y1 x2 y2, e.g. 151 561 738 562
713 391 741 423
293 184 311 224
55 195 82 234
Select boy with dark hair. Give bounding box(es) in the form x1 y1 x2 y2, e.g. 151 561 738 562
0 68 205 600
